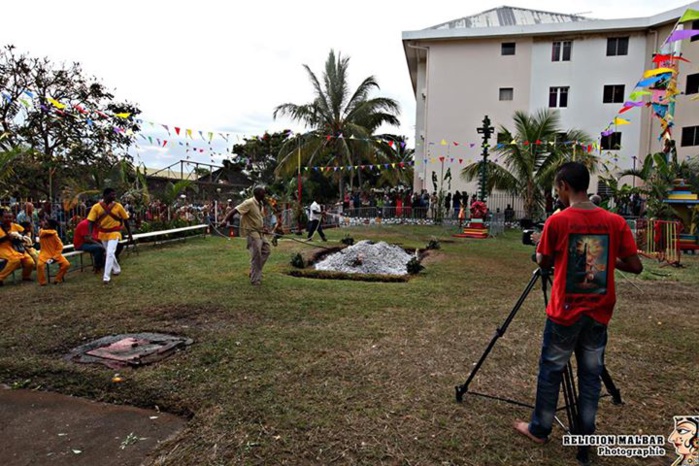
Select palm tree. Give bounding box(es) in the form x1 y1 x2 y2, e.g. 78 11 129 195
273 50 401 195
460 109 595 220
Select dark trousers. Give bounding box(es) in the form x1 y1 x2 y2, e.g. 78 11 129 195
77 243 105 270
307 219 326 240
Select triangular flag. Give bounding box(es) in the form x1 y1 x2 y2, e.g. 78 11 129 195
629 90 651 100
162 140 168 147
667 29 699 43
208 132 214 142
162 124 170 134
47 97 65 109
114 112 131 118
175 127 181 135
510 139 517 145
643 67 676 78
440 139 447 146
636 76 663 87
388 140 394 148
186 129 193 139
453 142 459 146
613 117 631 125
679 9 699 23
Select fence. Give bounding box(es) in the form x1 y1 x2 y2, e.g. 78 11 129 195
636 218 681 264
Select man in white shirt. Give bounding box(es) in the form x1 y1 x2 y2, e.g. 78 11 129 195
307 198 327 241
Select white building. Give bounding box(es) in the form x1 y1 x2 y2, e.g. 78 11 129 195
402 3 699 199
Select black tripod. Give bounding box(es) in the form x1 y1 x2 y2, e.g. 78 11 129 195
455 268 623 463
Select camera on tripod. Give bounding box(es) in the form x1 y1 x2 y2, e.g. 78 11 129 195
521 220 545 246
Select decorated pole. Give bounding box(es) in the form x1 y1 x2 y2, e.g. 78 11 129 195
476 115 494 202
297 137 302 205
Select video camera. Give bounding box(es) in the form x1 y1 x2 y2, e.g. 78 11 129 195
521 220 545 246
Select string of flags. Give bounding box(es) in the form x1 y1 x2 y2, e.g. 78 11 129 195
599 7 699 141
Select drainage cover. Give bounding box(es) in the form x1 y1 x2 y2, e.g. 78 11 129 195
66 333 193 369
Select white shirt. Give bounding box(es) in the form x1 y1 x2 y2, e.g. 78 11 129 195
309 201 322 221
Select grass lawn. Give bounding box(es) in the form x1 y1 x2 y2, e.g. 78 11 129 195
1 226 697 465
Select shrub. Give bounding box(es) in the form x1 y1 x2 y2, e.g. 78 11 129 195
340 235 355 246
290 253 305 269
406 257 424 275
426 236 441 250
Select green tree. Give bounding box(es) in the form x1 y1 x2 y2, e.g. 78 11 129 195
0 45 141 198
273 50 401 196
231 130 293 191
460 109 594 220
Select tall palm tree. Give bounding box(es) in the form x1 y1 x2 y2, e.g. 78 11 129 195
460 109 595 220
273 50 401 195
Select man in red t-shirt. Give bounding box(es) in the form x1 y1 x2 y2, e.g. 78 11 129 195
514 162 642 450
74 218 105 272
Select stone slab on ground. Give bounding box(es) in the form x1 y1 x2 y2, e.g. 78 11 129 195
0 385 185 466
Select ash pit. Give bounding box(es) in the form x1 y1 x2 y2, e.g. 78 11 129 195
313 240 417 276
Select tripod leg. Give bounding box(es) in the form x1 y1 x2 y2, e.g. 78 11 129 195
562 363 591 465
455 270 542 402
600 366 623 405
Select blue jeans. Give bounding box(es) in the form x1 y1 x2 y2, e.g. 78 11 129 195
529 315 608 439
76 243 105 270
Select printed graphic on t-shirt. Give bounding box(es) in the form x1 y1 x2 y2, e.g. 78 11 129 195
565 234 609 295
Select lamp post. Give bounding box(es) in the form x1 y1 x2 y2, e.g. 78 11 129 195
476 115 494 202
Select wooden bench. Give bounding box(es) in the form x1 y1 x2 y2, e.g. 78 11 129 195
44 224 209 282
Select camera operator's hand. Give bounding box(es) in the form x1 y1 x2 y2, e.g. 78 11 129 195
531 231 542 245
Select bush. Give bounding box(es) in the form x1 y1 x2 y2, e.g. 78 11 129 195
290 253 305 269
406 257 424 275
426 236 441 250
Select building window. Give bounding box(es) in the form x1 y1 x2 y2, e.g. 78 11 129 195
499 87 514 101
607 37 629 56
549 87 569 108
501 42 516 55
681 126 699 146
687 74 699 95
693 21 699 42
601 132 622 150
552 41 572 61
603 85 625 103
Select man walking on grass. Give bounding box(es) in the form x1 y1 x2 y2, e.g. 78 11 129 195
513 162 642 465
88 188 133 285
220 186 270 286
306 196 327 242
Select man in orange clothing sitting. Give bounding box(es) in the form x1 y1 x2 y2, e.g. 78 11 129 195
88 188 133 284
0 209 35 286
37 218 70 285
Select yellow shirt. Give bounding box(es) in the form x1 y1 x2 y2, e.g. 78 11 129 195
87 201 129 241
0 223 27 260
39 229 65 260
236 197 264 239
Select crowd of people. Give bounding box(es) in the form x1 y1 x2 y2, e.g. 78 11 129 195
340 189 478 220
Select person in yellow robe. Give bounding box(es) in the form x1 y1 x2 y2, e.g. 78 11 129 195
0 209 35 285
87 188 133 285
37 218 70 285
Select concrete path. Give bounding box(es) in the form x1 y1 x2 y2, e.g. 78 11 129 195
0 385 185 466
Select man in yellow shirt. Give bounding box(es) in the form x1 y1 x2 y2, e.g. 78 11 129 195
220 186 270 286
87 188 133 284
37 218 70 285
0 209 36 285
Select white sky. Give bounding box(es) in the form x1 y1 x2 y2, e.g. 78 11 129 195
0 0 694 168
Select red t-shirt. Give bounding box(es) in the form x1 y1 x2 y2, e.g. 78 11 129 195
73 219 99 249
536 207 638 326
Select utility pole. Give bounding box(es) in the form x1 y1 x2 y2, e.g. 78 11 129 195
476 115 494 202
